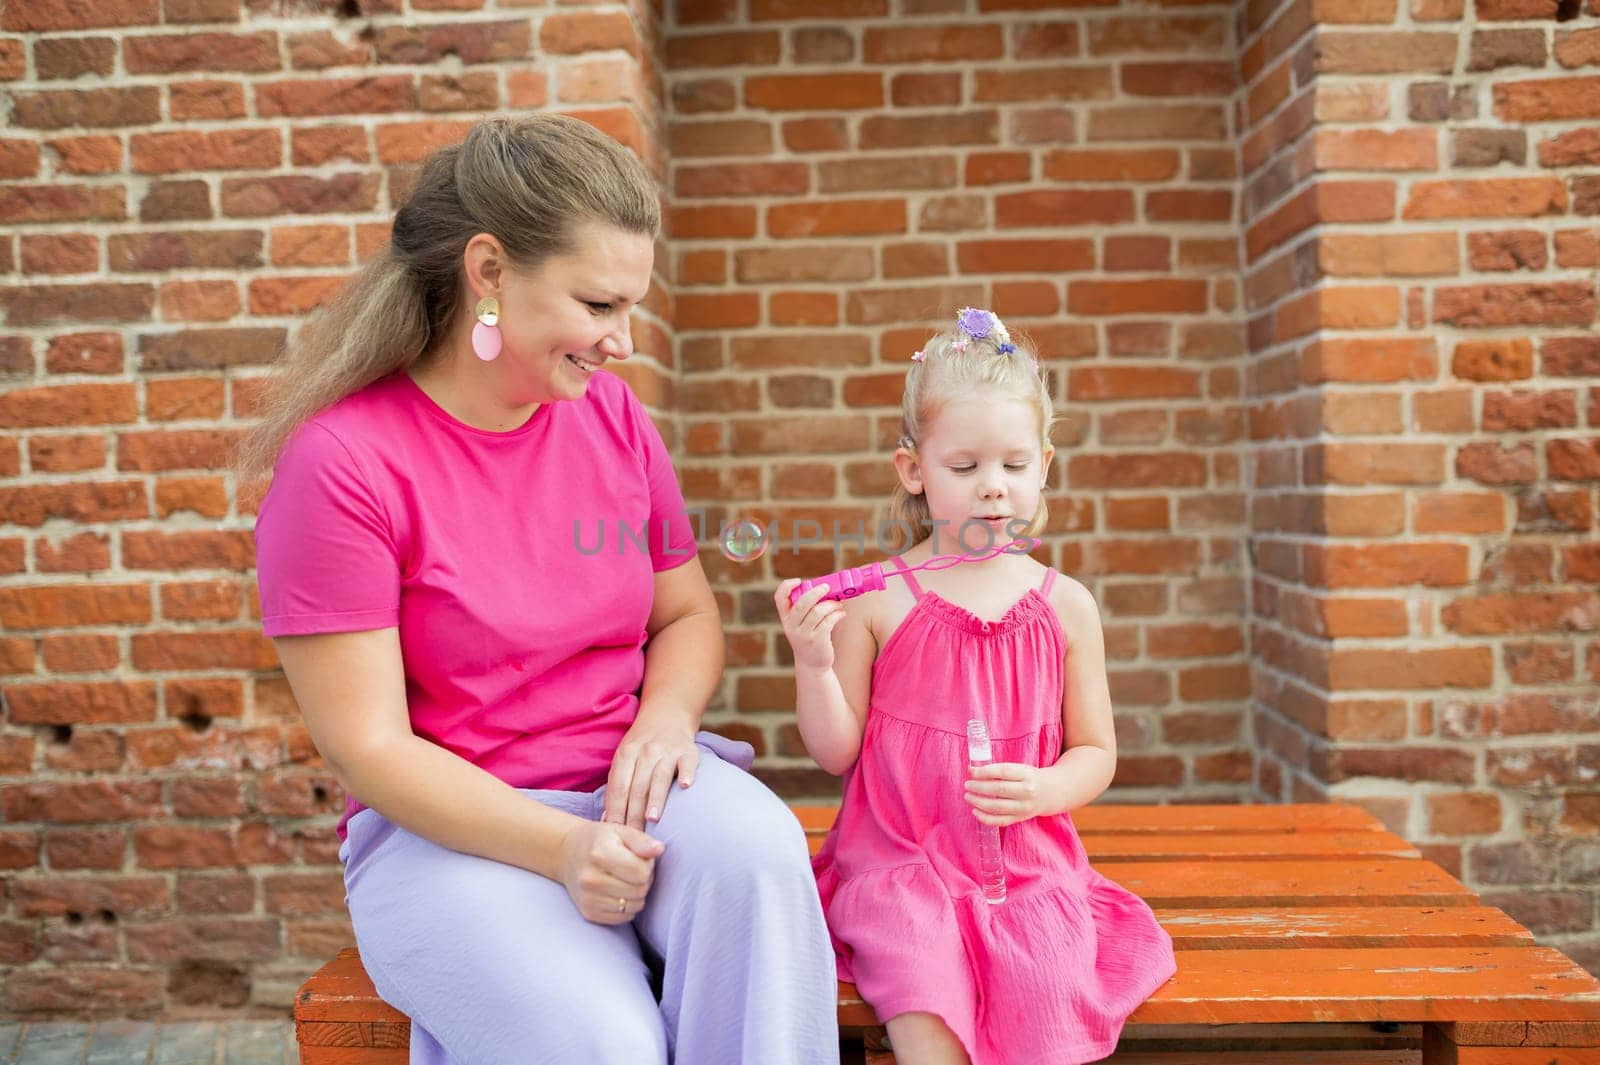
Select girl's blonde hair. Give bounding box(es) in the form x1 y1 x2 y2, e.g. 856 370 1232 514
887 321 1055 544
235 114 660 480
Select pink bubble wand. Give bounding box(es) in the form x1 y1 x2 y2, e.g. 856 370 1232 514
788 538 1040 606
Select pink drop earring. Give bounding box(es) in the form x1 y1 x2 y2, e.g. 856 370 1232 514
472 296 501 362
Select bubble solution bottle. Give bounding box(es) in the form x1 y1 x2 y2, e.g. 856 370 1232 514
965 719 1008 905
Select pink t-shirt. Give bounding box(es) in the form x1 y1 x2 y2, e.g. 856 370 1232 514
253 371 698 837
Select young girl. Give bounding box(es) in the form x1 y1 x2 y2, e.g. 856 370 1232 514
776 309 1177 1065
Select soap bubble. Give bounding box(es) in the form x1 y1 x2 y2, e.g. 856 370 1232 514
719 519 770 563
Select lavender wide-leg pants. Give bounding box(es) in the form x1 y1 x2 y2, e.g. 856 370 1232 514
338 733 840 1065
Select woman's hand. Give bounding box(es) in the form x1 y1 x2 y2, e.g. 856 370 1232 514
557 819 664 925
964 762 1062 827
603 721 699 830
775 581 843 673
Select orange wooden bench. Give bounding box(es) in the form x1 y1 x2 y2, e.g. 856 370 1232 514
295 803 1600 1064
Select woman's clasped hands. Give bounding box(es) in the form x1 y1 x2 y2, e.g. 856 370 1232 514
557 715 700 925
556 818 661 926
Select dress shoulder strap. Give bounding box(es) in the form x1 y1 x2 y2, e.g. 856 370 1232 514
889 555 925 600
1039 567 1057 597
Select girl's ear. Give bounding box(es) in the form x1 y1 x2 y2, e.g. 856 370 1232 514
1040 444 1055 488
894 446 923 495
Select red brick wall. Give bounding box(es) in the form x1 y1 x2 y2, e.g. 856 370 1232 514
1239 0 1600 975
667 2 1257 802
0 0 670 1015
0 0 1596 1020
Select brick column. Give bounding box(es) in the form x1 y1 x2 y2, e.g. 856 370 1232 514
1243 0 1600 974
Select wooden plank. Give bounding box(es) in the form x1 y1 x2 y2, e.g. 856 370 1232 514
1118 1021 1418 1050
1080 805 1387 835
1100 860 1476 908
1156 907 1534 950
843 947 1600 1030
1108 1053 1420 1064
1434 1051 1600 1065
792 803 1389 836
1132 947 1600 1025
1169 945 1596 978
299 1047 408 1065
791 804 838 833
870 1048 1422 1065
804 830 1420 861
1085 832 1420 862
855 1031 1426 1062
1423 1024 1600 1063
1438 1020 1600 1047
298 1020 411 1049
837 905 1530 957
296 1020 375 1048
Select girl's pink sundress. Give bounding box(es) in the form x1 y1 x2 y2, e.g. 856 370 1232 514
812 561 1178 1065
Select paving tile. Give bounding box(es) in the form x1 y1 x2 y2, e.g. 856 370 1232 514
0 1024 22 1063
150 1024 216 1065
220 1024 286 1065
15 1023 88 1065
85 1020 155 1064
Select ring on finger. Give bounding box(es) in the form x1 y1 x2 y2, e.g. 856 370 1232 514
616 896 627 914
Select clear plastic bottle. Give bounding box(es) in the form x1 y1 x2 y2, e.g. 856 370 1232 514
965 719 1007 905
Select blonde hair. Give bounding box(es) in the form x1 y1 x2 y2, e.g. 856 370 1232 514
235 114 660 480
887 324 1055 544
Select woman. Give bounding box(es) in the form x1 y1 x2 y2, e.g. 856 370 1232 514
244 115 839 1065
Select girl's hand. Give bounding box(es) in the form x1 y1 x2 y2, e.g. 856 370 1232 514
964 762 1059 827
775 581 844 673
557 819 663 925
604 723 699 830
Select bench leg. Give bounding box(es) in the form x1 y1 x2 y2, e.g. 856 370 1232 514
863 1028 894 1064
1423 1022 1600 1065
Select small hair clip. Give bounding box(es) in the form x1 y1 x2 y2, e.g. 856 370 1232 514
910 349 925 362
952 337 969 353
999 342 1016 355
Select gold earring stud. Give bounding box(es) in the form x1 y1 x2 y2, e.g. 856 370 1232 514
475 296 499 327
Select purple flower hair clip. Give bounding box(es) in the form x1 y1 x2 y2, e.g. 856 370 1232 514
957 307 995 340
955 307 1014 352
